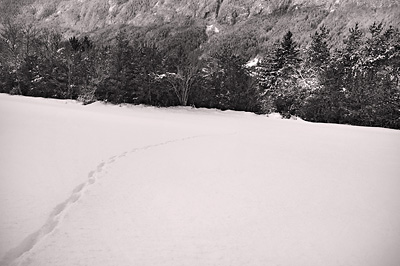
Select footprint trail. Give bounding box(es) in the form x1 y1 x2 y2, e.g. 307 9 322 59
1 135 206 266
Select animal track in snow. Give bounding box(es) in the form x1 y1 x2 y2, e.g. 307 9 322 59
2 134 208 266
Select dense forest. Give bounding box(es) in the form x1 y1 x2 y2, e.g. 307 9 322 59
0 18 399 129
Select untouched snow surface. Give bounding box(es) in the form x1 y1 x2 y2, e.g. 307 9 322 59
0 94 400 266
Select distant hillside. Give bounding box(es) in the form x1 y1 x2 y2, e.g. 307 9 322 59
1 0 399 52
11 0 400 29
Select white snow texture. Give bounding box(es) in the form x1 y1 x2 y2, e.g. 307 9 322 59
0 94 399 266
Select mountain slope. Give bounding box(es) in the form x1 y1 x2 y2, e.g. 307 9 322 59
4 0 399 46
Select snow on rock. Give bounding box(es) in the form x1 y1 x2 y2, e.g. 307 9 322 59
0 94 400 266
206 24 220 35
245 57 259 67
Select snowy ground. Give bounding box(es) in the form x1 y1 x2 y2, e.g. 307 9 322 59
0 93 399 266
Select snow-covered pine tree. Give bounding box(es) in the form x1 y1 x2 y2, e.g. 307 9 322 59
299 26 333 122
275 30 301 75
321 24 365 124
257 30 302 117
210 44 259 112
340 23 370 124
307 25 330 70
343 23 364 66
100 30 136 104
34 30 70 99
254 44 278 114
361 23 400 128
129 43 166 106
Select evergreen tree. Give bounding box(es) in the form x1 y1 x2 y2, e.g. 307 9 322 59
100 30 134 103
254 46 278 113
257 30 302 117
15 24 43 96
361 23 400 128
68 36 81 52
275 30 301 74
311 54 347 123
205 45 259 112
130 42 170 106
303 22 400 128
34 29 68 98
97 31 170 105
299 26 333 121
307 25 330 69
341 23 369 124
343 23 364 64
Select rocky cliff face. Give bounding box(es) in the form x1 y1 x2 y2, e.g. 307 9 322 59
2 0 395 51
18 0 398 33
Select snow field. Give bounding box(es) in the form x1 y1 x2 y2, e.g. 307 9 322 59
0 94 400 266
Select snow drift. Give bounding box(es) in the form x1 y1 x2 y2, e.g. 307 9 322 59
0 93 399 266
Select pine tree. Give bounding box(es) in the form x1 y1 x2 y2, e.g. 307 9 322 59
103 30 135 103
275 30 301 74
362 23 400 128
257 30 301 117
307 25 330 69
68 36 81 52
255 45 278 113
209 45 259 112
34 29 68 98
299 26 333 122
131 42 169 106
15 24 43 96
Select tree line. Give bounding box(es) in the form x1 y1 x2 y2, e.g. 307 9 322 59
0 21 399 129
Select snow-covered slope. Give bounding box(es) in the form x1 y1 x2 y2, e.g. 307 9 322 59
1 93 399 266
